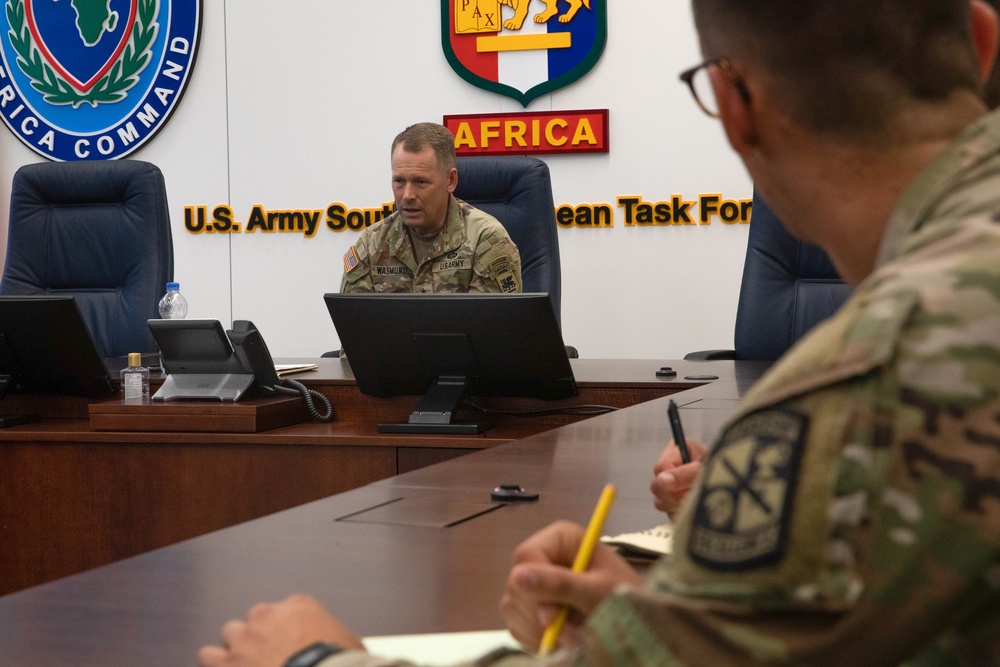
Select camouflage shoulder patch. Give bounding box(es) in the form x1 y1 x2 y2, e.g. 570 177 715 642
488 256 520 293
343 246 361 273
689 408 809 571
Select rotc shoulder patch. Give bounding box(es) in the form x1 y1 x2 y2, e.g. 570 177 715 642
688 408 808 571
343 246 360 273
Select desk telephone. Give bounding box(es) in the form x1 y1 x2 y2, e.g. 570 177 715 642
148 319 333 422
227 321 333 422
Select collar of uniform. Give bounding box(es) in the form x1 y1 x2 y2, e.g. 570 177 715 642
435 195 469 255
388 194 468 265
873 106 1000 271
386 210 413 264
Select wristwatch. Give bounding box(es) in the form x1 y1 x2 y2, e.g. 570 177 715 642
283 641 344 667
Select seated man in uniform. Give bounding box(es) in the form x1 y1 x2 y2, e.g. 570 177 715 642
340 122 521 295
200 1 1000 665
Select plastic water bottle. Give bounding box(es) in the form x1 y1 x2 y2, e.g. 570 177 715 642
158 282 188 320
157 282 188 372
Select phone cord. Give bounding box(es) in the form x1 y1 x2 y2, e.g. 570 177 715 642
279 378 334 422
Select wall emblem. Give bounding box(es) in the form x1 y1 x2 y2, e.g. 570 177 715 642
0 0 201 160
442 0 606 106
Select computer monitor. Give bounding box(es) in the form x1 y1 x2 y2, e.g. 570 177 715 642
0 295 116 427
323 292 578 434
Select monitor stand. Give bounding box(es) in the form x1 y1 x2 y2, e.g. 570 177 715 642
378 376 491 434
0 374 39 428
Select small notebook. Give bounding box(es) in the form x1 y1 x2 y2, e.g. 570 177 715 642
600 524 673 561
363 629 520 662
274 363 319 377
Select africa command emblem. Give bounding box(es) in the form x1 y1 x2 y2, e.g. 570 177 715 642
0 0 201 160
443 0 606 106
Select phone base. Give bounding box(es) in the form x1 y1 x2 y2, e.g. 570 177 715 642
152 373 255 402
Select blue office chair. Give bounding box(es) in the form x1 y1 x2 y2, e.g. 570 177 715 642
454 156 562 322
0 160 174 358
454 155 576 357
686 191 852 361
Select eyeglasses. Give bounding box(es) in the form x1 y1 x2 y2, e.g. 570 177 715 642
679 57 750 118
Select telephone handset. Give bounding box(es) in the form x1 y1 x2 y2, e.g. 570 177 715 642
227 320 333 422
228 320 281 396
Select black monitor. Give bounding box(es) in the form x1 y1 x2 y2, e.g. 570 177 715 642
0 295 116 427
323 292 578 434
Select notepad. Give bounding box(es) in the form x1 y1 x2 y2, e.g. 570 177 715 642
274 363 318 377
600 524 673 560
363 629 520 663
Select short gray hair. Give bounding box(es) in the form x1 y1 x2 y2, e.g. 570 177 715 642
391 122 457 171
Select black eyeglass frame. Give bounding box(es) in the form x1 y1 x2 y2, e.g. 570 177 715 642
678 57 751 118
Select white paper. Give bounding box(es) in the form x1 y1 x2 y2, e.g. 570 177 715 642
362 629 520 663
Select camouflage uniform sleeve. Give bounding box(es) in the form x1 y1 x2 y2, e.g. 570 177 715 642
576 275 1000 665
470 228 522 294
340 231 373 293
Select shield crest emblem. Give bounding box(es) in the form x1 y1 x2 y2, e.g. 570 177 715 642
24 0 138 94
0 0 200 160
442 0 606 106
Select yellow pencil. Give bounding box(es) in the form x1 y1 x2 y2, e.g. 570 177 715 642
538 483 617 657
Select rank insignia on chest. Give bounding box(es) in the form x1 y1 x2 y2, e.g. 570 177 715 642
688 408 808 570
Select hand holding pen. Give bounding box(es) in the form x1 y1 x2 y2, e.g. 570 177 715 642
667 399 691 464
650 400 709 519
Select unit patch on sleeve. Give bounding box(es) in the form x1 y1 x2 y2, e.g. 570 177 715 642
488 256 520 293
688 408 808 571
498 269 518 293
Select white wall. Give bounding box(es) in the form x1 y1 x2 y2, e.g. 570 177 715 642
0 1 752 360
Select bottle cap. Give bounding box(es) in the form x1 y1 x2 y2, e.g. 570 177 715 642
166 282 180 290
127 353 142 367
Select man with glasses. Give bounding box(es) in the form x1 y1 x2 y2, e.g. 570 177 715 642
652 0 1000 515
200 1 1000 665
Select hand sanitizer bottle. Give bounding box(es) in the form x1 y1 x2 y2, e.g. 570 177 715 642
121 353 150 401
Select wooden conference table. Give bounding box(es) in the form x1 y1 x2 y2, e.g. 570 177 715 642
0 358 767 666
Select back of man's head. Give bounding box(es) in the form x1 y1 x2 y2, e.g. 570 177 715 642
391 122 457 171
692 0 982 140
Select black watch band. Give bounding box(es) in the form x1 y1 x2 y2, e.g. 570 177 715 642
283 641 344 667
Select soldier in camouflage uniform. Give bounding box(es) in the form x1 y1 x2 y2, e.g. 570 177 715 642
340 123 521 295
199 2 1000 666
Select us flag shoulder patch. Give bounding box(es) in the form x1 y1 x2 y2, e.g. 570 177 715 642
343 246 360 273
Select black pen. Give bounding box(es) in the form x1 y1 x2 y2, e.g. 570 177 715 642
667 399 691 464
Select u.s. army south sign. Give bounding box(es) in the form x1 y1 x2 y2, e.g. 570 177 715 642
0 0 200 160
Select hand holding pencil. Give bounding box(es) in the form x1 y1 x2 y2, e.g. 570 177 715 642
499 485 644 655
537 484 616 656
